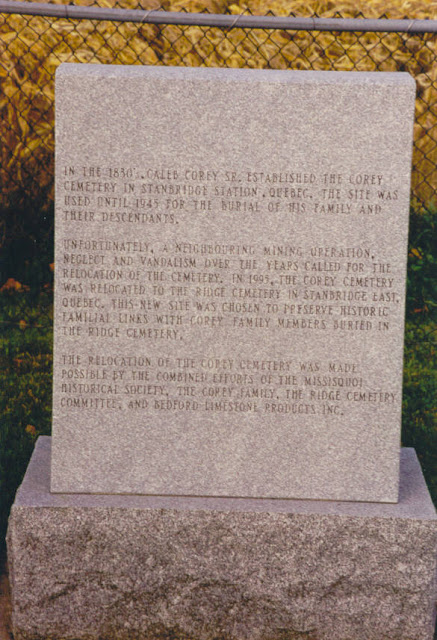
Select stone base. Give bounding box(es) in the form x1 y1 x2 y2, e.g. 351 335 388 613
7 437 437 640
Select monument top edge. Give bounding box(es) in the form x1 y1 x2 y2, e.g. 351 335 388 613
55 62 415 87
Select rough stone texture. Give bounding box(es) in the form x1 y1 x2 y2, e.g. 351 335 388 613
53 65 416 501
7 437 437 640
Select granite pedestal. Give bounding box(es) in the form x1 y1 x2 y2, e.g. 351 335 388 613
7 437 437 640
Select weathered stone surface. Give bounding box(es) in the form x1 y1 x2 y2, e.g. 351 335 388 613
7 437 437 640
53 65 415 501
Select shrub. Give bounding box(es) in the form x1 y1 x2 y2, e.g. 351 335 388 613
0 288 52 555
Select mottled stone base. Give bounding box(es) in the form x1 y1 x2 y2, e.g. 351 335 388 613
7 437 437 640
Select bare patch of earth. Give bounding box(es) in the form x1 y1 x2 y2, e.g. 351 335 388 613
0 560 12 640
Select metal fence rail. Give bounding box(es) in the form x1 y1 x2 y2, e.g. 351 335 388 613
1 0 437 32
0 2 436 219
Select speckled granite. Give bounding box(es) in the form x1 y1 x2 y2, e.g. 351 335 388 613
53 65 416 501
7 437 437 640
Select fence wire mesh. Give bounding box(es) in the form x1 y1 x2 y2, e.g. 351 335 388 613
0 6 436 215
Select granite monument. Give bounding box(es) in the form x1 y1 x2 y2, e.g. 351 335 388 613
52 65 414 502
7 64 437 640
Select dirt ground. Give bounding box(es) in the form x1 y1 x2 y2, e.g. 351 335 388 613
0 561 12 640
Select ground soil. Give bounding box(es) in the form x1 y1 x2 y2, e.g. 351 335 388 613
0 561 12 640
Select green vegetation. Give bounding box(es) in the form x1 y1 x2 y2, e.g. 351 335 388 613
403 205 437 499
0 284 52 555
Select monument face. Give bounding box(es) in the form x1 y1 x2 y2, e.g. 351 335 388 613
52 64 415 501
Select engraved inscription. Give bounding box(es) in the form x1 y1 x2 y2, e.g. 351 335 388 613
56 163 405 416
61 165 399 222
58 350 397 417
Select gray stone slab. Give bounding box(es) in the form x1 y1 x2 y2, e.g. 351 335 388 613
7 437 437 640
53 65 415 500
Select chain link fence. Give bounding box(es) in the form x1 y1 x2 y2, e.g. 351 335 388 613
0 2 436 211
0 5 436 272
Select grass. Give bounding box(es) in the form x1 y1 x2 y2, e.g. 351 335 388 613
0 285 53 555
402 205 437 500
